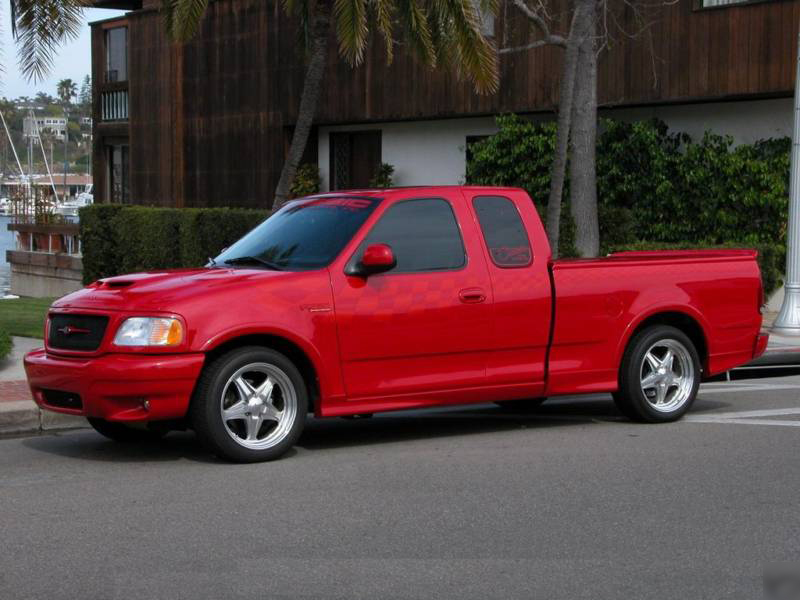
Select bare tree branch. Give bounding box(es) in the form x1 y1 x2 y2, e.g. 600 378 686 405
499 0 567 53
500 35 566 53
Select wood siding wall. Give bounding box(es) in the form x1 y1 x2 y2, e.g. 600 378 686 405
92 0 800 208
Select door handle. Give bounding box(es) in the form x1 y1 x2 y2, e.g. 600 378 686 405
459 288 486 304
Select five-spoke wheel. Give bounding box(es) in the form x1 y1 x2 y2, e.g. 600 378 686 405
614 325 700 422
220 363 298 451
191 346 307 462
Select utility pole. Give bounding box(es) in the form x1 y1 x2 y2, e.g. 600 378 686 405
773 27 800 335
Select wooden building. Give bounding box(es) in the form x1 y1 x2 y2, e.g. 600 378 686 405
90 0 800 208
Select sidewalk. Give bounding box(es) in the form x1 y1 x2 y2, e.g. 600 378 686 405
0 336 86 436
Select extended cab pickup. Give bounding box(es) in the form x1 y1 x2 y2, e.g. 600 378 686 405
24 187 768 462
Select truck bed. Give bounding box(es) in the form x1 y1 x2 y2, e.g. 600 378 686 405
546 248 763 396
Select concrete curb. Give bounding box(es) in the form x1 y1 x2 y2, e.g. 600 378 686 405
0 401 86 437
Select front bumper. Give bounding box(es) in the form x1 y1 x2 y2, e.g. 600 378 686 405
24 348 205 422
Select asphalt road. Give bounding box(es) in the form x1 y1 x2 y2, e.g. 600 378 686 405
3 376 800 599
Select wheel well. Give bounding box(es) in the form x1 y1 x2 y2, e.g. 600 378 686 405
205 334 321 413
627 312 708 370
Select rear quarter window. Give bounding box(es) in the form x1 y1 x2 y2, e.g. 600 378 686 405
472 196 532 267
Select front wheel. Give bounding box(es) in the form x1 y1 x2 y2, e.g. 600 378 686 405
614 325 701 423
190 346 308 463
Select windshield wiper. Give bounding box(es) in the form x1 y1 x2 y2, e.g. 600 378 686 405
223 256 285 271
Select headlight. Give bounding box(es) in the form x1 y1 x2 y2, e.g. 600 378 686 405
113 317 184 347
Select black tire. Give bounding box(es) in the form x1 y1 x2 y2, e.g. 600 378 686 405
87 417 167 442
190 346 308 463
495 397 547 411
614 325 701 423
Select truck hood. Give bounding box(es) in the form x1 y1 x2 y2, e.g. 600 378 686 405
53 267 298 312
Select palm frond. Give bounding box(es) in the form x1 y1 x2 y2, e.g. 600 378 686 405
436 0 498 93
370 0 394 64
283 0 313 52
334 0 369 66
10 0 86 82
397 0 435 67
161 0 210 42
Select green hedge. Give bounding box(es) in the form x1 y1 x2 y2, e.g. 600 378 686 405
608 241 783 297
0 328 11 360
79 205 269 283
466 115 790 265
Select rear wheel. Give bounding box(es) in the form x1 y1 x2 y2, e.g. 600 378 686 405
190 346 307 463
87 418 167 442
614 325 700 423
495 397 547 411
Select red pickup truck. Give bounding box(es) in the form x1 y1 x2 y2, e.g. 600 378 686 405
24 186 768 462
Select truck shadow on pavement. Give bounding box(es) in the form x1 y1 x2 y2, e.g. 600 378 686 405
18 395 733 462
20 430 226 464
297 395 732 452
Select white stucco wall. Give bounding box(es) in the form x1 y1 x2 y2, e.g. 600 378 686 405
317 98 792 190
600 98 792 145
318 117 498 191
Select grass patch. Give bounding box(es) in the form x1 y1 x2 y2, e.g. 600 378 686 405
0 329 10 359
0 297 55 339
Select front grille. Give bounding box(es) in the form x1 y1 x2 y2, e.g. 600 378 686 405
42 389 83 410
48 314 109 351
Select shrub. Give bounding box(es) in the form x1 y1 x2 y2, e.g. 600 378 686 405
290 163 321 197
466 115 790 275
370 163 395 188
80 205 268 283
78 204 124 283
608 240 783 297
0 328 11 360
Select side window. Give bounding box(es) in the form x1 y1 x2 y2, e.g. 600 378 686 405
359 198 466 273
473 196 532 267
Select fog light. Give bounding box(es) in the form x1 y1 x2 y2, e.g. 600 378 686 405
142 399 150 411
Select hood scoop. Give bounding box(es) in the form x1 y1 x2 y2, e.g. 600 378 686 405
102 280 135 289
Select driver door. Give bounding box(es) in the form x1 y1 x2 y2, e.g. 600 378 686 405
330 195 493 401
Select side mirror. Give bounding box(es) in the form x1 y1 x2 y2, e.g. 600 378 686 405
347 243 397 277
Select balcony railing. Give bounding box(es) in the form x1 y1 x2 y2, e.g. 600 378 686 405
101 88 129 122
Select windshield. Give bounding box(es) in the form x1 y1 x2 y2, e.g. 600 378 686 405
215 197 381 271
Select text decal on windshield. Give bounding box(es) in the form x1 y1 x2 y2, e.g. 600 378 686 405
303 198 377 210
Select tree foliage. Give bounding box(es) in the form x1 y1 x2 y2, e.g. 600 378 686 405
466 114 789 277
9 1 87 83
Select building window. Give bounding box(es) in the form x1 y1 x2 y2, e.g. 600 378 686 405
471 0 494 37
466 134 490 166
329 130 381 190
108 144 130 204
105 27 128 82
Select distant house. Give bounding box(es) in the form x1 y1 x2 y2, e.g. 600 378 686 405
23 116 68 141
90 0 800 207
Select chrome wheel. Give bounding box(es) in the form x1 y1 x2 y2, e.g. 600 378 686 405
639 339 695 413
219 362 298 450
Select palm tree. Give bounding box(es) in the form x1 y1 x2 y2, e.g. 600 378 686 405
8 1 86 82
56 78 78 105
163 0 499 205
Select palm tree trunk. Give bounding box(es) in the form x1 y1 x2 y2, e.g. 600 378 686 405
568 2 600 258
545 6 589 258
273 1 332 207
